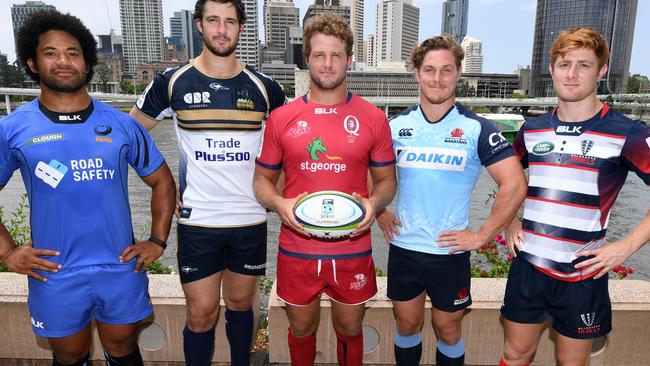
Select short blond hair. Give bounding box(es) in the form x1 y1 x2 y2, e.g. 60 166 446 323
302 13 353 58
550 27 609 68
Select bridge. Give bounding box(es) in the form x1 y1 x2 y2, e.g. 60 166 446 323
2 87 649 118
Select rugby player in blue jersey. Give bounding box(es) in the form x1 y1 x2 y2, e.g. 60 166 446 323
500 27 650 366
377 36 527 366
0 10 175 366
130 0 285 364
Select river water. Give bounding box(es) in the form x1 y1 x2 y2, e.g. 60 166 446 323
1 121 648 280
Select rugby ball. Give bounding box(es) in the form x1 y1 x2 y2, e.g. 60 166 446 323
293 191 366 239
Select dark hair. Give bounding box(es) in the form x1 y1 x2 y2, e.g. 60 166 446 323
194 0 247 25
16 10 97 83
411 36 464 70
303 13 354 58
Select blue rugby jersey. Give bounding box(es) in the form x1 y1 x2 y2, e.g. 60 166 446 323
513 105 650 281
0 99 164 268
389 103 513 255
136 60 285 227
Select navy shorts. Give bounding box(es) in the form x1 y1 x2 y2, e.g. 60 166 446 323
177 222 267 283
28 263 152 338
501 256 612 339
387 245 472 312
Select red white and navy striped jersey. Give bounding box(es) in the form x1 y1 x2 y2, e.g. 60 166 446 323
256 92 396 259
513 105 650 281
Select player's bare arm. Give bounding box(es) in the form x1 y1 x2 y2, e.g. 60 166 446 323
129 106 160 131
119 162 176 271
253 166 309 236
0 186 61 281
439 156 527 254
351 164 397 236
576 210 650 279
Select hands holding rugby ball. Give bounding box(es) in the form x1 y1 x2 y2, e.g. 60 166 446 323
285 191 373 239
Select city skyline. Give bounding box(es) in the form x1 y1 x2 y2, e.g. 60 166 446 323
1 0 649 77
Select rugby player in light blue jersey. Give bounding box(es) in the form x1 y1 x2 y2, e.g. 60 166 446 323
377 36 527 366
0 11 175 366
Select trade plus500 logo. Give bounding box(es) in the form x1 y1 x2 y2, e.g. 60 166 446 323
300 136 347 173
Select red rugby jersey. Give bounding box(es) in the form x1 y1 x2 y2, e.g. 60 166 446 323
256 92 395 259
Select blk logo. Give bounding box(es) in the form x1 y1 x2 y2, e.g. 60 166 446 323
59 115 81 121
556 125 582 134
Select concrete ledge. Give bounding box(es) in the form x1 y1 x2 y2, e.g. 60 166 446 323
0 273 259 364
269 277 650 365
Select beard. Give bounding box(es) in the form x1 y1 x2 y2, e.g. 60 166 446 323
309 68 346 91
40 68 87 93
420 84 455 105
203 33 239 57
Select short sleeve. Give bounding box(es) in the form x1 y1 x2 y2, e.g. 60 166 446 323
255 114 283 170
621 122 650 185
477 119 515 167
512 128 529 169
266 78 287 112
0 122 17 185
135 71 173 121
126 118 165 177
369 112 396 167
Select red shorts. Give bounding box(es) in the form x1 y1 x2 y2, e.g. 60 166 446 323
276 252 378 306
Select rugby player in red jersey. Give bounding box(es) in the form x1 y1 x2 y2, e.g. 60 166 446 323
253 13 397 366
500 27 650 366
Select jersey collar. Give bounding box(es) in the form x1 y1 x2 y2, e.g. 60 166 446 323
38 99 94 124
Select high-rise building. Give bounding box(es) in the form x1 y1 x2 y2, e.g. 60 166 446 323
285 26 305 69
238 0 261 68
529 0 638 96
303 0 351 28
366 34 375 66
441 0 468 43
98 33 124 56
170 10 203 59
342 0 364 62
264 0 300 57
373 0 419 65
120 0 164 77
11 1 56 47
461 35 483 73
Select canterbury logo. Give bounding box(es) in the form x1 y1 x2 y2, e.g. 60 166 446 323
398 128 413 137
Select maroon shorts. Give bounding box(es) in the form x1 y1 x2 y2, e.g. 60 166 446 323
276 252 378 306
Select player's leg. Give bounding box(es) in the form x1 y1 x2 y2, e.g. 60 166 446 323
427 252 472 366
286 301 322 365
276 252 327 365
48 327 92 366
177 224 228 365
500 319 544 365
555 333 592 366
221 222 267 366
326 256 378 366
96 322 143 366
387 245 429 365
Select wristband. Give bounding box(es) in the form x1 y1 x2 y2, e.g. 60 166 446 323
148 236 167 250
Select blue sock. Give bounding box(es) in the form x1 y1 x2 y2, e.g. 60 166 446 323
183 325 215 366
436 338 465 366
225 308 254 366
394 332 422 366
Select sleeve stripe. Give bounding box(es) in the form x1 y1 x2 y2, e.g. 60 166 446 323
255 159 283 170
369 159 396 167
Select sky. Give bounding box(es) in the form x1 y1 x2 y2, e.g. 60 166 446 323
1 0 648 76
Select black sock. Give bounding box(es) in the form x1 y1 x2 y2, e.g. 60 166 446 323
436 347 465 366
104 347 143 366
52 353 89 366
394 342 422 365
183 325 215 366
225 308 254 366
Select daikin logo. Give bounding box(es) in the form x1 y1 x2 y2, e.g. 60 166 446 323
396 147 466 171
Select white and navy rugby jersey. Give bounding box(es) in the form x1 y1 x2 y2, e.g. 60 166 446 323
136 60 285 227
389 103 513 255
0 99 164 268
514 105 650 281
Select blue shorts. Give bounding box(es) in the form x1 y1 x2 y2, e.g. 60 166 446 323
28 263 152 338
177 222 267 283
387 245 472 312
501 256 612 339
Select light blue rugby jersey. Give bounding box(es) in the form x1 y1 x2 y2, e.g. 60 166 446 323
389 103 513 254
0 99 164 269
